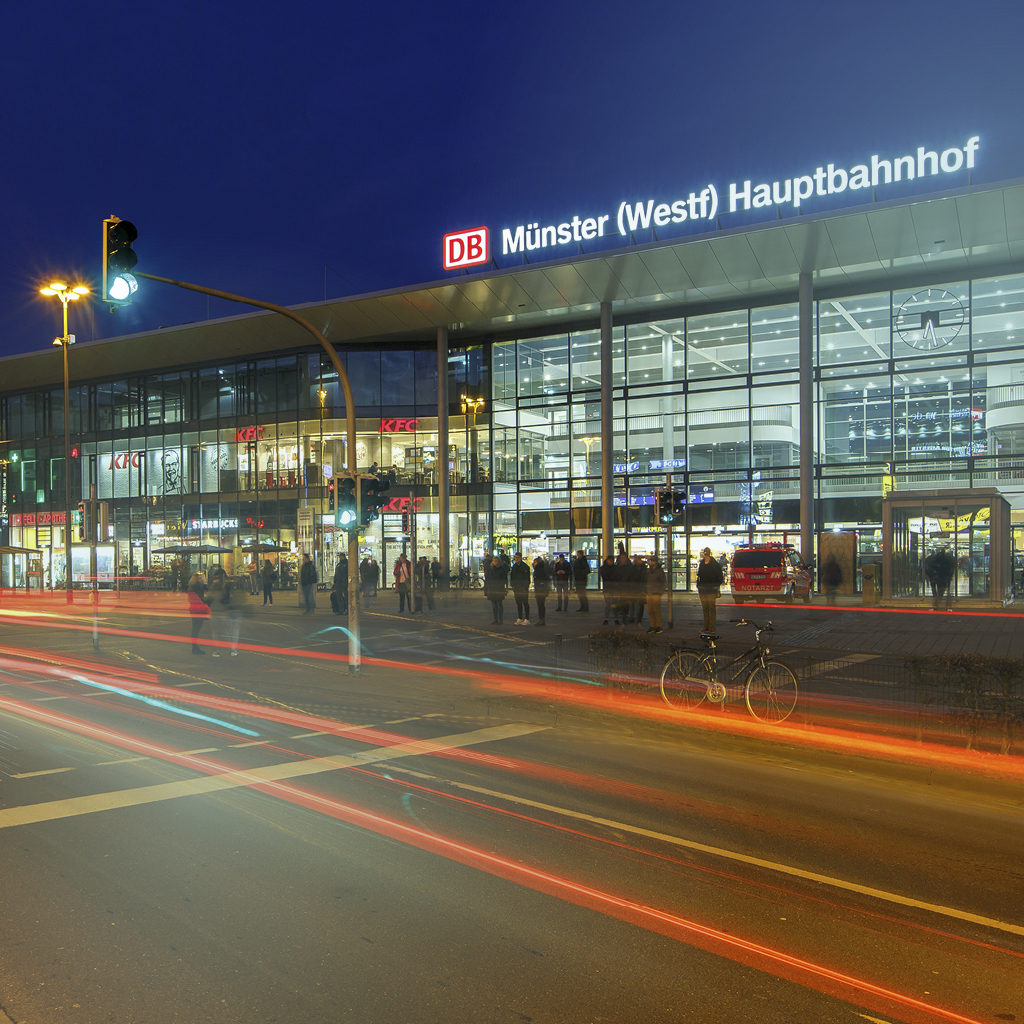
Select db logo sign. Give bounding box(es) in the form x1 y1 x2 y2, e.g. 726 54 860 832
443 226 489 271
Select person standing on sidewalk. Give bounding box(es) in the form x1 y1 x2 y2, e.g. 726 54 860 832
415 556 435 612
510 552 531 624
484 555 508 624
645 556 666 633
600 554 617 625
823 556 842 605
299 553 318 615
208 565 242 656
552 554 570 611
187 571 210 654
696 547 724 633
393 553 412 613
572 551 590 612
260 558 277 606
333 554 348 615
629 554 648 626
532 554 551 626
924 546 955 610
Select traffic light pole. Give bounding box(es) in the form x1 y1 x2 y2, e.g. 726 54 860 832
136 273 362 674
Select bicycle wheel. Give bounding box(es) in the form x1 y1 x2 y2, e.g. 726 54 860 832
660 652 711 711
744 661 798 723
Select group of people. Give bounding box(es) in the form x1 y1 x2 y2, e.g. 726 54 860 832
596 548 669 632
389 553 443 613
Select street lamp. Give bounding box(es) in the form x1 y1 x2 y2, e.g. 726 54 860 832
39 281 89 602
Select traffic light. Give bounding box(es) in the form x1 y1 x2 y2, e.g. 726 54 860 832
657 490 685 526
328 478 336 511
102 216 139 306
359 473 390 526
77 500 87 542
657 490 674 525
336 476 357 528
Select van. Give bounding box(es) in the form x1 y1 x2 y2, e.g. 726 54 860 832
731 543 813 604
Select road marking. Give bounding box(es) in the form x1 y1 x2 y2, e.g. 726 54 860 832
229 740 271 748
179 747 220 755
0 724 548 830
94 757 149 766
10 767 76 779
858 1015 896 1023
384 718 419 725
379 765 1024 939
291 730 330 738
33 696 70 702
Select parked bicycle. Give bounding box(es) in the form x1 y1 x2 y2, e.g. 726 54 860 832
450 569 484 589
659 618 798 723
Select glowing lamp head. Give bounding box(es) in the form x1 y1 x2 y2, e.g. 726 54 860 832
40 288 56 296
108 273 138 302
72 286 89 295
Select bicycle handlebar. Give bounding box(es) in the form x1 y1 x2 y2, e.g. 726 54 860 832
729 617 774 632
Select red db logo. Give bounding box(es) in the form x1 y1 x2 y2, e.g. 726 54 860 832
443 227 489 271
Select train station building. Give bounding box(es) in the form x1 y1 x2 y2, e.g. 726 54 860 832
3 169 1023 600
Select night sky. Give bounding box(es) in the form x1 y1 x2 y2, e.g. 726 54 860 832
3 1 1023 357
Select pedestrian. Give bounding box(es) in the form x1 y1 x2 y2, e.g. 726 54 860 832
333 554 348 614
645 557 666 633
246 556 259 595
415 556 435 612
532 554 551 625
207 565 241 656
572 550 591 612
299 553 317 614
613 550 632 626
260 558 277 606
186 571 210 654
430 556 441 590
393 553 412 613
924 546 954 610
552 553 570 611
599 555 616 625
359 557 374 605
696 546 724 634
510 552 531 624
629 554 648 626
823 555 842 605
484 554 508 624
370 557 380 603
170 556 183 592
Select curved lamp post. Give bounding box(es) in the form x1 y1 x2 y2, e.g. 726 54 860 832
40 282 89 602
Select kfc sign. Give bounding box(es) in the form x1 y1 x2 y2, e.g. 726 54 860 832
379 418 419 433
109 452 142 470
442 227 489 271
236 426 265 442
383 496 424 513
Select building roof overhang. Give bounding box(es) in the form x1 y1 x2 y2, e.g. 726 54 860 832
5 177 1024 394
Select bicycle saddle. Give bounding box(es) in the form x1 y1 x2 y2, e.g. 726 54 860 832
699 632 720 641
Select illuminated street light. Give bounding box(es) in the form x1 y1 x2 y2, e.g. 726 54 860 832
39 281 89 602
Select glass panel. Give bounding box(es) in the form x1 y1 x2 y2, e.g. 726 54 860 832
972 274 1024 355
493 341 516 402
381 350 415 406
626 317 684 386
752 382 798 468
819 293 889 366
686 310 748 379
893 368 975 464
517 334 569 398
751 303 799 373
570 329 601 392
687 388 749 471
347 352 381 406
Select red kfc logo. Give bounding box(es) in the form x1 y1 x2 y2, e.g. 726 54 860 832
379 418 419 433
235 426 265 442
443 227 489 271
382 496 424 513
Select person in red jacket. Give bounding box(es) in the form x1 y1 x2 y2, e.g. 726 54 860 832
186 572 211 655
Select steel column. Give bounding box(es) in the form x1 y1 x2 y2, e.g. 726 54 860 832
437 326 450 589
799 272 814 568
600 302 614 560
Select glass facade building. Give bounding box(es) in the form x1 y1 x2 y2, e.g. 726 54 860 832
4 185 1023 596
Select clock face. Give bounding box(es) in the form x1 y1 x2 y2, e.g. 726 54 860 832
894 288 966 351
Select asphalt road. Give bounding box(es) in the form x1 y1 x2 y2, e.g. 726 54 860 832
0 603 1021 1024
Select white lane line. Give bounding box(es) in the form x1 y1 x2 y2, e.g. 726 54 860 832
0 724 548 830
379 764 1024 939
229 740 271 748
33 696 70 702
10 767 76 779
383 718 419 725
94 757 149 766
179 747 220 755
175 681 208 688
291 731 330 738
